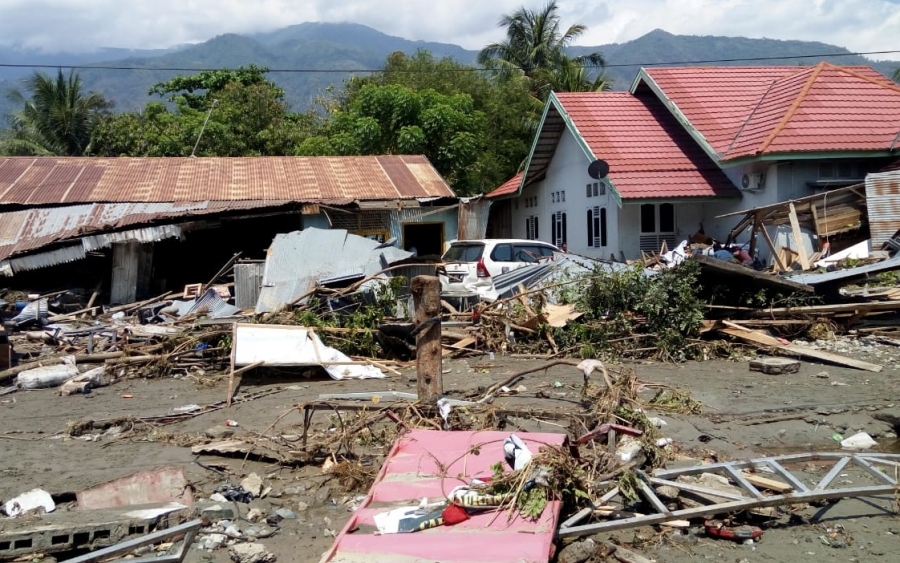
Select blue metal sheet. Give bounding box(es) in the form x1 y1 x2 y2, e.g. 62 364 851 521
789 253 900 286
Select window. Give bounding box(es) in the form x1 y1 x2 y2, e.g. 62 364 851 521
443 243 484 262
586 182 606 198
525 215 539 240
587 206 607 247
560 191 565 202
551 192 557 203
550 211 567 247
837 162 853 178
490 244 514 262
639 203 676 252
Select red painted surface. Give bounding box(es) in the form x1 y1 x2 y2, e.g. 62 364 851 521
321 430 567 563
643 63 900 160
554 92 737 199
486 173 523 199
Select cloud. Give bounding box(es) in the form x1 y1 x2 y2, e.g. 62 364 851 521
0 0 898 62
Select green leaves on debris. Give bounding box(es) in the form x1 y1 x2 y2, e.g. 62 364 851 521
549 260 705 361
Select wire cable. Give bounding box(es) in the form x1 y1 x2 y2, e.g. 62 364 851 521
0 49 898 74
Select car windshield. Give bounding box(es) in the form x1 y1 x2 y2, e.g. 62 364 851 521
443 243 485 262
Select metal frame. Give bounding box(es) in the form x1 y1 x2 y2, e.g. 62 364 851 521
558 452 900 538
62 519 203 563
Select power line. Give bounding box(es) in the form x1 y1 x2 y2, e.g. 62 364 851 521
0 49 899 74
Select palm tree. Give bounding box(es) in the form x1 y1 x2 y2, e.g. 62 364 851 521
3 69 110 156
477 1 605 98
541 55 612 96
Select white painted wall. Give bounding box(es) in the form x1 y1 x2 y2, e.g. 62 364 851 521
509 130 619 258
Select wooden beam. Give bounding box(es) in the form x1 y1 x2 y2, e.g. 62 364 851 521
809 203 822 240
411 275 443 403
721 325 882 372
758 221 788 272
788 203 811 270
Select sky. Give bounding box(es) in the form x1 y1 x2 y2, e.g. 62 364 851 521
1 0 900 61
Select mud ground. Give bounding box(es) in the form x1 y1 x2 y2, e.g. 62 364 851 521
1 350 899 562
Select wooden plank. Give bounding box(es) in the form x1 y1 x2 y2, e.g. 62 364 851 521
788 203 811 270
721 326 883 372
693 255 812 292
758 222 788 272
741 472 793 493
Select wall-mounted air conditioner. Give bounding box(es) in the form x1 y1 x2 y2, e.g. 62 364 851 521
740 172 764 191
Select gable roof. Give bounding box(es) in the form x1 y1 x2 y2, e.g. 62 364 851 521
636 63 900 162
0 155 454 206
506 91 737 202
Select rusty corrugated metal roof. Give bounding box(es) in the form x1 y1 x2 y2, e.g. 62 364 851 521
865 170 900 247
0 200 292 264
0 155 454 205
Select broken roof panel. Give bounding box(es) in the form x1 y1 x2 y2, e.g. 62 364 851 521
0 200 293 267
254 228 413 313
0 155 455 205
322 429 565 563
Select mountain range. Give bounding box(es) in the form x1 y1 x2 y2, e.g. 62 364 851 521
1 22 898 121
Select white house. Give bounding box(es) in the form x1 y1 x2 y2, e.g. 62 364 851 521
486 63 900 260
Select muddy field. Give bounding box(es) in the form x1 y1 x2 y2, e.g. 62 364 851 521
1 351 899 562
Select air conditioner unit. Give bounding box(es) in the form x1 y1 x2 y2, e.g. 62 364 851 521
740 172 764 191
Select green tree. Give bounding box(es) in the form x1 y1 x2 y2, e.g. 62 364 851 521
545 55 612 93
1 69 110 155
325 51 541 194
296 83 486 194
892 68 900 83
90 67 313 157
477 1 606 99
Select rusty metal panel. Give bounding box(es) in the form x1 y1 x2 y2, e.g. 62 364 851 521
0 156 454 205
234 262 265 310
866 170 900 247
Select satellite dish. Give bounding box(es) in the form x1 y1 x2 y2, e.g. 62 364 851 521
588 159 610 179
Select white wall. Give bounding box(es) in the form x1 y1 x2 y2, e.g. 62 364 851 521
509 129 619 258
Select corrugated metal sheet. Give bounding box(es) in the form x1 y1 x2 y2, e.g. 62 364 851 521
457 197 491 240
254 228 413 313
0 156 455 205
169 289 241 318
789 253 900 286
4 245 86 275
0 200 290 264
322 430 565 563
81 225 183 252
234 262 264 310
865 170 900 247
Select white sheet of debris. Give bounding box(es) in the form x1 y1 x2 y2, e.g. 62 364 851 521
232 323 384 380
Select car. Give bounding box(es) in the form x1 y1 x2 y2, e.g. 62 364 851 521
438 239 559 293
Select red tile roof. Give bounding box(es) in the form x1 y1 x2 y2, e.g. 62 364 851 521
641 63 900 161
0 155 454 205
485 173 523 198
553 92 737 199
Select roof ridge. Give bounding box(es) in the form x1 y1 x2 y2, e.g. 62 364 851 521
832 64 900 94
756 62 826 155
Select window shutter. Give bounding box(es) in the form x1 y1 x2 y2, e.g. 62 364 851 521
592 206 601 247
587 209 593 247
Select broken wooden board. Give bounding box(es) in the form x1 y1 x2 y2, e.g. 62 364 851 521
749 357 801 375
722 326 883 372
740 472 793 493
693 255 813 293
